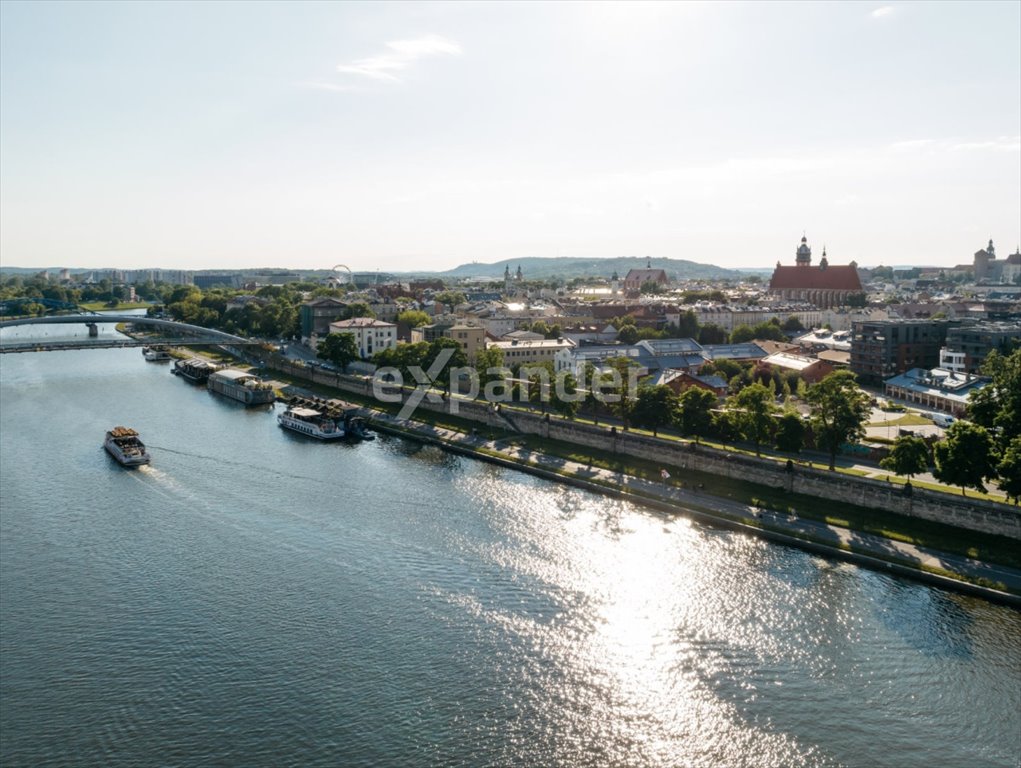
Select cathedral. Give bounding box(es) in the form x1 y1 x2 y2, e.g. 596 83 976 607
768 236 864 308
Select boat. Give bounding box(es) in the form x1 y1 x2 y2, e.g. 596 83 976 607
207 368 276 406
345 416 375 441
104 426 151 466
277 406 347 440
172 357 220 384
142 345 171 362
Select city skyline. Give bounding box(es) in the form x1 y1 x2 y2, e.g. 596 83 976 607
1 1 1019 272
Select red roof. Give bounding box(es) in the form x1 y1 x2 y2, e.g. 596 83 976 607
769 265 862 291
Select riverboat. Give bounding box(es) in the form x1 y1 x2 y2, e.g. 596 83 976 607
207 368 276 406
172 357 219 384
142 346 171 361
104 426 151 466
277 406 347 440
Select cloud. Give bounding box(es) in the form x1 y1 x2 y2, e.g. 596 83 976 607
888 136 1020 153
871 6 894 18
336 35 462 83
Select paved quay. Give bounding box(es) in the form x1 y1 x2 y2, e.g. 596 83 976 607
364 408 1021 604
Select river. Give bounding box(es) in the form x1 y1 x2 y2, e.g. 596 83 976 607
1 318 1019 767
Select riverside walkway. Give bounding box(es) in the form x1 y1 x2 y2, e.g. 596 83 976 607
360 406 1021 603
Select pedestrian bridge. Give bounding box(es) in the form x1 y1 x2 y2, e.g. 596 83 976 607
0 314 263 353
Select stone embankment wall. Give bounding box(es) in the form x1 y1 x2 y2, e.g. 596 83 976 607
266 356 1021 540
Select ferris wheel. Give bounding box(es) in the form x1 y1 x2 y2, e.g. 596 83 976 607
331 264 354 285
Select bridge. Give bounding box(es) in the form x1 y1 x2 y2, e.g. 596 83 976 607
0 314 264 354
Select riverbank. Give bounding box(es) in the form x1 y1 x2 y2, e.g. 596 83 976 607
166 342 1021 603
356 405 1021 606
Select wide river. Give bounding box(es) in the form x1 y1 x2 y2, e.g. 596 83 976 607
1 319 1019 767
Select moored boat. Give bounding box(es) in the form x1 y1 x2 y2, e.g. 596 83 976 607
207 368 276 405
104 426 151 466
277 406 346 440
172 357 220 384
142 346 171 362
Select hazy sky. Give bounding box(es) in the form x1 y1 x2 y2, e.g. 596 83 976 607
1 1 1019 272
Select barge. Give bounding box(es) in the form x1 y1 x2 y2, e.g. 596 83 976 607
207 368 276 405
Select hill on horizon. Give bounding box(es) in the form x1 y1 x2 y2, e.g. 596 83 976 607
432 256 740 280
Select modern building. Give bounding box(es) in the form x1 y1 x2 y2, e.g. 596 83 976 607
884 367 989 416
411 323 487 362
768 236 864 308
328 318 397 359
300 297 352 340
850 319 957 384
943 320 1021 373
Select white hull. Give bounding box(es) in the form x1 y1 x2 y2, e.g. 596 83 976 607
277 411 346 440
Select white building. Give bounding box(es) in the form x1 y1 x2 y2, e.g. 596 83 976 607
488 337 576 367
328 318 397 359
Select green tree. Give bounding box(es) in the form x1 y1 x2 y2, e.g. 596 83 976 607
631 385 679 437
676 387 716 443
397 309 431 328
317 332 359 371
995 437 1021 504
617 324 640 345
774 411 805 453
434 291 467 308
424 338 468 389
933 421 997 496
782 315 805 332
698 323 728 345
968 348 1021 451
474 346 506 386
880 434 930 480
604 356 639 428
550 371 580 419
730 324 756 343
728 382 776 456
805 370 871 470
343 302 375 320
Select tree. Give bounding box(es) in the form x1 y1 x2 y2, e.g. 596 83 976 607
805 370 871 470
424 338 468 389
434 291 467 308
474 346 505 386
968 348 1021 451
639 280 661 294
880 434 929 480
774 411 805 453
604 356 639 428
728 382 776 456
676 387 716 443
781 316 804 332
631 385 678 437
550 371 580 419
933 421 996 496
617 324 639 345
343 302 375 320
317 332 359 370
397 309 430 328
698 324 728 345
995 437 1021 504
730 324 756 343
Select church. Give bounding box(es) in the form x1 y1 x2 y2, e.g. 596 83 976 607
768 236 864 308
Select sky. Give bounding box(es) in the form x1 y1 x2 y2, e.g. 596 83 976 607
1 1 1019 273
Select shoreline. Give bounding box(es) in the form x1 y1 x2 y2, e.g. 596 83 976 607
359 407 1021 608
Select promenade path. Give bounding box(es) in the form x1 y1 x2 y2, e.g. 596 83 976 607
363 407 1021 598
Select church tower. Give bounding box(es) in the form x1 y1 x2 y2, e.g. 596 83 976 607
796 235 812 266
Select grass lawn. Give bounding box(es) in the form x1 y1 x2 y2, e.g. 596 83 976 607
78 301 152 311
867 413 932 427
